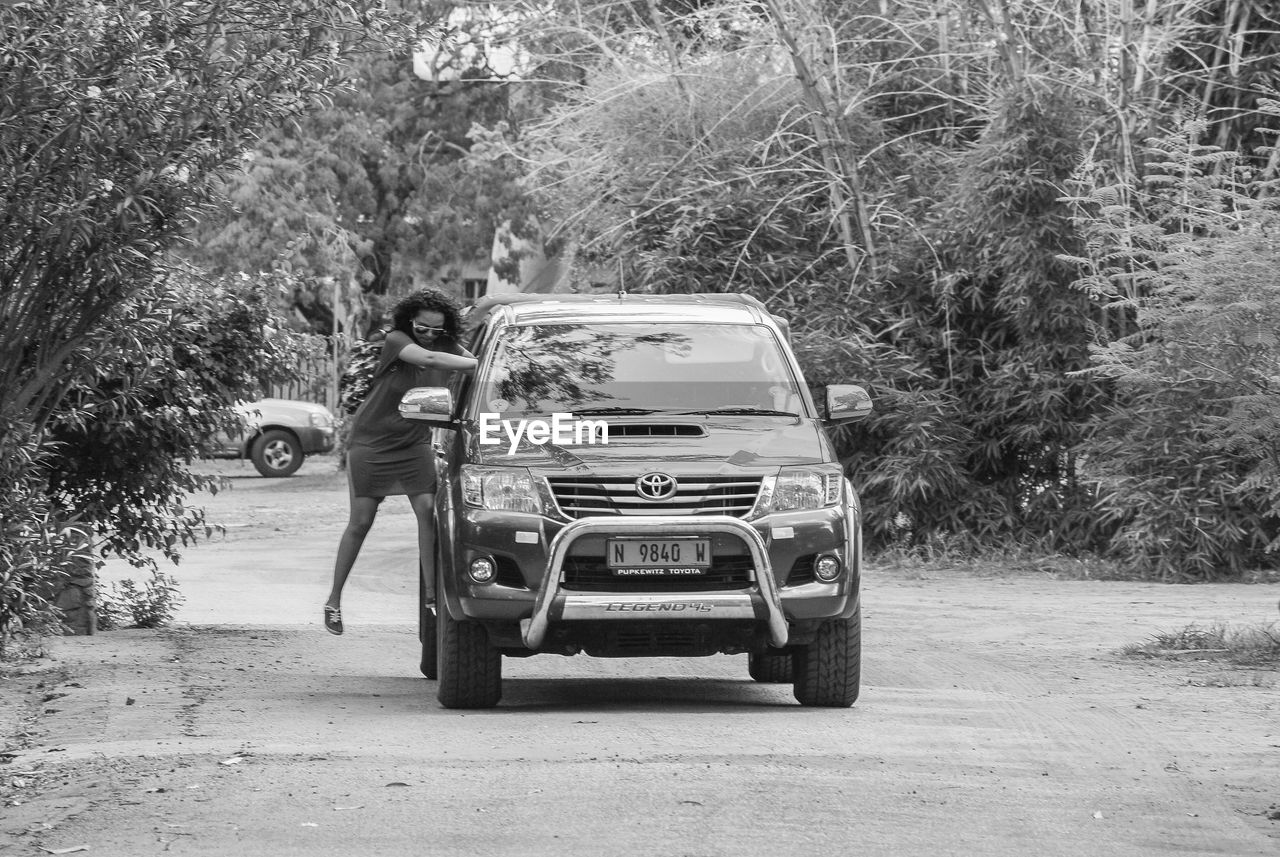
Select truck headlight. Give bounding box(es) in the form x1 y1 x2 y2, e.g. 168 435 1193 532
752 467 842 515
462 466 543 514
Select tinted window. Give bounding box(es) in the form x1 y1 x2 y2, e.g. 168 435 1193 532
473 323 806 419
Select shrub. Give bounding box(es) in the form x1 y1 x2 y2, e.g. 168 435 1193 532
45 266 313 570
0 419 93 657
96 569 184 631
1063 106 1280 579
1122 621 1280 666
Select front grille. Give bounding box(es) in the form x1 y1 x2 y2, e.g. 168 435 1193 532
562 555 754 592
547 475 762 518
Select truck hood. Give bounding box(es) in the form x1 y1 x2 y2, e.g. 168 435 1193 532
464 416 837 472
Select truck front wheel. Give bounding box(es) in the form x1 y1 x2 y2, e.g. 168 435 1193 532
792 606 861 707
437 602 502 709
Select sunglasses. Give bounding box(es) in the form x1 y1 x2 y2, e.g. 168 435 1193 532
413 324 445 334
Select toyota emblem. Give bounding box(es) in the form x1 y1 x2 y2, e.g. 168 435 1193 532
635 472 677 501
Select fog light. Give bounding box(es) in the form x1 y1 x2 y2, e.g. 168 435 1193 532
469 557 496 584
814 555 842 582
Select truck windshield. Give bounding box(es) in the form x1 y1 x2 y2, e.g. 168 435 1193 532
474 323 806 420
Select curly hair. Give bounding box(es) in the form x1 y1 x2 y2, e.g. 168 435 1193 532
390 287 464 339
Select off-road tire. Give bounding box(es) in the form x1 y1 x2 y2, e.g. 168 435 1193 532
249 429 304 477
792 606 861 707
437 602 501 709
418 563 438 680
748 652 793 683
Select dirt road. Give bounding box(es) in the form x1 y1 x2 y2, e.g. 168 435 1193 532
2 457 1278 856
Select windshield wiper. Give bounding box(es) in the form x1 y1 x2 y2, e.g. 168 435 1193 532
570 407 661 416
672 407 800 417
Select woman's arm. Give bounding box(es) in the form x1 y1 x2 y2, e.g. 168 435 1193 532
388 332 478 373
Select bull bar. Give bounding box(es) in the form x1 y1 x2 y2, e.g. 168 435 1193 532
519 515 789 649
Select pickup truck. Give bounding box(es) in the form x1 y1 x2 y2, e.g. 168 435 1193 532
402 293 872 708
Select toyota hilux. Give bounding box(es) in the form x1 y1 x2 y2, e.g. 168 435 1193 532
401 293 872 708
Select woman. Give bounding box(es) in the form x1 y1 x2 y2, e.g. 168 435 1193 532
324 288 477 635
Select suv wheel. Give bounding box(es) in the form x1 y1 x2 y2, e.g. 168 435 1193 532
418 561 438 680
748 652 793 683
437 601 502 709
792 606 861 707
250 429 304 477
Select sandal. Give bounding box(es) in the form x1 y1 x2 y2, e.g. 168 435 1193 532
323 605 344 636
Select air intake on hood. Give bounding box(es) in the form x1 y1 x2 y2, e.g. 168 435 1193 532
602 424 706 438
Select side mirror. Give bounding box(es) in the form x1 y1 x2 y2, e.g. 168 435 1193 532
825 385 872 424
400 387 454 424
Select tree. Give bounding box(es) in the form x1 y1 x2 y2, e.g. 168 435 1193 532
1 0 410 431
503 1 1280 556
45 268 316 567
0 0 410 646
184 23 538 336
1063 108 1280 578
497 1 1105 545
893 79 1105 547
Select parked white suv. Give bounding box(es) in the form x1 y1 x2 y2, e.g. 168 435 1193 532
206 398 336 477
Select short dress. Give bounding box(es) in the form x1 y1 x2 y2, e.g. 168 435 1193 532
346 330 462 498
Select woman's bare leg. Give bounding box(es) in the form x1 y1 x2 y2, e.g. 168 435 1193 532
408 492 437 604
327 494 382 610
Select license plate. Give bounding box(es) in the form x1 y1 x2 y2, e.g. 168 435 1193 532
607 538 711 574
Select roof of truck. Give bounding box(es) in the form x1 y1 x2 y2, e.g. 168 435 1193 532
473 292 784 329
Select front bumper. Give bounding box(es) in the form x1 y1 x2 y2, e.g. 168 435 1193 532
296 425 336 454
520 515 789 649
